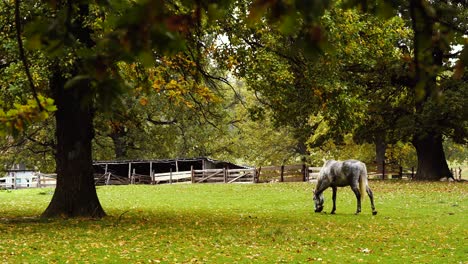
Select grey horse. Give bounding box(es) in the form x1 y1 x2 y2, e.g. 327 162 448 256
313 160 377 215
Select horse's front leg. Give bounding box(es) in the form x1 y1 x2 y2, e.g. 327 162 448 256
331 186 337 214
350 185 361 214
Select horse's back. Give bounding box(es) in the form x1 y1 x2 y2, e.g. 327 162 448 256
342 159 367 175
342 159 365 167
323 159 366 187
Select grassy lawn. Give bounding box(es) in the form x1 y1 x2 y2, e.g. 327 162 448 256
0 181 466 263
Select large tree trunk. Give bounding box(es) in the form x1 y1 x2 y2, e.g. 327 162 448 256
412 132 451 181
408 0 452 181
41 3 105 218
41 67 106 218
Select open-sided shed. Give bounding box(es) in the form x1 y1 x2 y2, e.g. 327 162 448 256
93 157 249 179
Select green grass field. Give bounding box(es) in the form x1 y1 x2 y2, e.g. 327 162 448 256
0 181 466 263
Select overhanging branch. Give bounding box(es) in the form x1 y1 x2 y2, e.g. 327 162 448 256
14 0 43 111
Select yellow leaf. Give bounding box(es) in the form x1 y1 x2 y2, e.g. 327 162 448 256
140 97 148 106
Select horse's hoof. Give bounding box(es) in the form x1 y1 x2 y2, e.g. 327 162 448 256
372 211 378 215
331 211 336 215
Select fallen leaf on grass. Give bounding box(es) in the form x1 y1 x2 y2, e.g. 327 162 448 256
359 248 372 254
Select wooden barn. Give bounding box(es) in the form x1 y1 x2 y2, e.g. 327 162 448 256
93 157 251 184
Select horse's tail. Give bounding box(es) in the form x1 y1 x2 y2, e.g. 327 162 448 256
359 163 368 202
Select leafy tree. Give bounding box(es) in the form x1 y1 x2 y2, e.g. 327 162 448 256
384 0 467 180
0 1 57 172
92 54 227 160
216 2 411 166
211 79 301 166
1 0 238 218
214 0 335 159
221 1 467 180
2 0 466 219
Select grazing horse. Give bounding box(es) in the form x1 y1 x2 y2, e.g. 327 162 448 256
313 159 377 215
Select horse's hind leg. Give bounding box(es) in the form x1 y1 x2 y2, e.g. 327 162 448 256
350 185 361 214
366 186 378 215
331 186 337 214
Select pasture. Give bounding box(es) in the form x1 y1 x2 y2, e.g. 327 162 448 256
0 181 466 263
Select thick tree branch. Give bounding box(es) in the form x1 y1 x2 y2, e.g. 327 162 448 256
14 0 43 111
146 115 177 126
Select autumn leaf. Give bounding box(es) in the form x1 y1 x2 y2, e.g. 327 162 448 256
139 97 148 106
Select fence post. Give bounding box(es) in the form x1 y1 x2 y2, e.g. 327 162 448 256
106 172 111 185
399 166 403 179
37 173 41 188
169 168 173 184
280 165 284 182
382 161 386 180
13 173 17 189
149 161 153 184
223 168 227 183
302 163 307 182
128 162 132 181
191 166 194 183
411 167 415 179
256 167 261 183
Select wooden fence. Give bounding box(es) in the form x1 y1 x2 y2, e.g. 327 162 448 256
191 168 256 183
37 173 57 188
0 173 57 189
95 172 130 185
132 171 192 184
256 165 321 183
94 168 256 185
367 162 415 180
2 163 419 189
1 165 321 188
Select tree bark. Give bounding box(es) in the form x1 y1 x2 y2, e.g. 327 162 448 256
412 132 451 181
109 125 129 160
41 3 105 218
408 0 453 181
375 137 386 174
41 66 106 218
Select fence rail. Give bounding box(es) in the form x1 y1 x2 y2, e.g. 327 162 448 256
191 168 256 183
0 173 57 189
95 173 129 185
257 165 321 183
367 163 416 180
1 162 420 189
151 171 192 184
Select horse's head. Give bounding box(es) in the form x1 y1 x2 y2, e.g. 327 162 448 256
313 190 324 213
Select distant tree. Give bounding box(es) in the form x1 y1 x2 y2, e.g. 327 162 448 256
216 2 412 166
221 1 467 180
385 0 467 180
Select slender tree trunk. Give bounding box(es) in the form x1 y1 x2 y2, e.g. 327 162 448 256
375 137 386 174
110 134 128 160
41 66 106 218
412 132 451 181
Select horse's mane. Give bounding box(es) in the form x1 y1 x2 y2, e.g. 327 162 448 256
318 160 336 181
